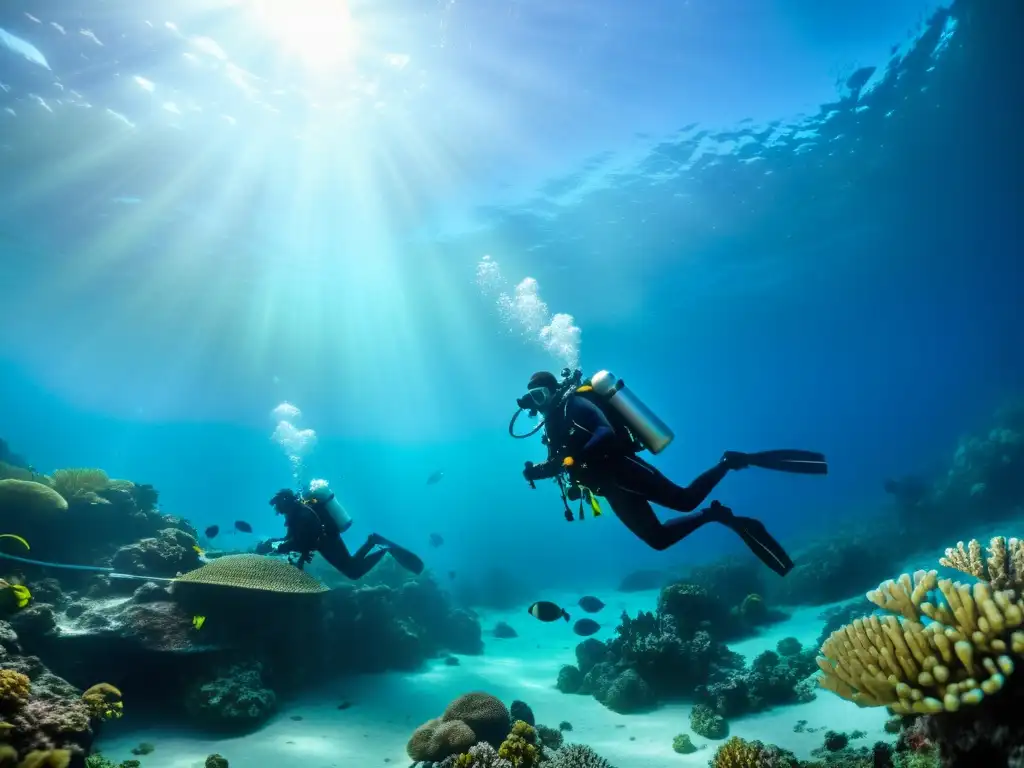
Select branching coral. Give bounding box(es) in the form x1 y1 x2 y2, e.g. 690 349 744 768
817 565 1023 714
940 536 1024 591
81 684 123 721
545 744 613 768
497 721 539 767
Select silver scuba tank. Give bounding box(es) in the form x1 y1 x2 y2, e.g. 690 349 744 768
589 370 675 454
306 478 353 533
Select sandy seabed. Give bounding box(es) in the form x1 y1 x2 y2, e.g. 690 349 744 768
96 589 889 768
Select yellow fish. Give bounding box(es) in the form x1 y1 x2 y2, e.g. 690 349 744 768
583 488 602 517
192 615 206 630
0 533 30 550
193 545 204 555
0 580 32 610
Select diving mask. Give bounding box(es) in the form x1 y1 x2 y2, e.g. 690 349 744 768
517 386 554 412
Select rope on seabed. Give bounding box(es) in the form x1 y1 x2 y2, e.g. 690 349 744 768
0 551 176 582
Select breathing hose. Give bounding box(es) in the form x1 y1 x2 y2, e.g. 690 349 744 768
0 551 175 582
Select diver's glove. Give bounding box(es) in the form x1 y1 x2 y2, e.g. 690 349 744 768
254 538 278 555
523 459 559 483
721 451 751 470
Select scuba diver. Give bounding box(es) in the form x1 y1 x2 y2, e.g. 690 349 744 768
510 369 829 577
259 481 424 579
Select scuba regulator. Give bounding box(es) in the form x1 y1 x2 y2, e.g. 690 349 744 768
508 367 582 439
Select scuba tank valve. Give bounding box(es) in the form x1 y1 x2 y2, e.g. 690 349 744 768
589 370 675 454
305 479 353 534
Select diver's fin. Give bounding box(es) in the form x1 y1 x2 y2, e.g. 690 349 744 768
745 449 828 475
376 537 425 575
726 516 794 577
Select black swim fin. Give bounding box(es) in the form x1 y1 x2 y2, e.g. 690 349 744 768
376 536 425 575
727 515 794 577
743 449 828 476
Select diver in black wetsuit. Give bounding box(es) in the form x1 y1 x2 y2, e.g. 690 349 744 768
516 370 828 576
262 488 423 579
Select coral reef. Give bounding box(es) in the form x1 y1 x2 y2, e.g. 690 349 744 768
555 579 804 716
817 535 1024 766
407 692 511 762
184 660 276 732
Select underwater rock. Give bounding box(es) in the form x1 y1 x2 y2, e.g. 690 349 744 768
184 660 277 732
672 733 697 754
111 528 202 579
689 703 728 740
204 753 229 768
698 648 818 718
556 665 583 694
536 724 562 749
584 665 656 714
7 604 58 649
776 637 803 657
509 700 534 727
574 638 609 674
0 646 94 761
492 621 518 639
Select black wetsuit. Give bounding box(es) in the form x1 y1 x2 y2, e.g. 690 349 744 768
271 498 388 579
531 395 734 551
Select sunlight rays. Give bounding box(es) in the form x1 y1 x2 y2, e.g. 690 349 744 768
2 0 592 434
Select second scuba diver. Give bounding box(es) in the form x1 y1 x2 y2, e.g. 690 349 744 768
513 369 829 577
259 480 424 579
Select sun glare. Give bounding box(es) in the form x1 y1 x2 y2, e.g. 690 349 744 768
248 0 360 71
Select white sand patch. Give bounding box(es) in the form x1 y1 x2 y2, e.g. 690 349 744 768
96 589 889 768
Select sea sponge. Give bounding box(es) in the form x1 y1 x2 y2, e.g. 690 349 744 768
49 469 109 504
941 536 1024 591
817 568 1023 714
81 683 123 721
0 669 31 709
0 480 68 516
441 692 511 748
173 555 328 594
497 721 539 767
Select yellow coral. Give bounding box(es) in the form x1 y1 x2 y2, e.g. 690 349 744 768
817 567 1022 714
82 683 123 720
941 536 1024 591
49 469 109 504
497 721 539 767
17 750 71 768
451 755 474 768
710 737 762 767
0 670 31 708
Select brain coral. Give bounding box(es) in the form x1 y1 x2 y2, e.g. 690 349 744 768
0 479 68 518
174 555 328 594
442 692 511 749
429 720 477 758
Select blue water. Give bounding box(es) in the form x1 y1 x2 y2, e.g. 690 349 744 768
2 0 1022 596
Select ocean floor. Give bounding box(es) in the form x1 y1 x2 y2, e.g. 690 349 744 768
95 589 889 768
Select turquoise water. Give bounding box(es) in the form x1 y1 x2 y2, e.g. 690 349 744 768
2 1 1023 766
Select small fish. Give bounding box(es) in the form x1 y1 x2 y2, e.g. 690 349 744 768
337 701 352 710
192 615 206 630
426 470 444 485
429 533 444 548
234 521 253 533
573 618 601 637
205 525 220 539
448 570 456 580
0 580 32 610
578 596 605 613
528 601 570 623
193 545 204 555
0 533 30 550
